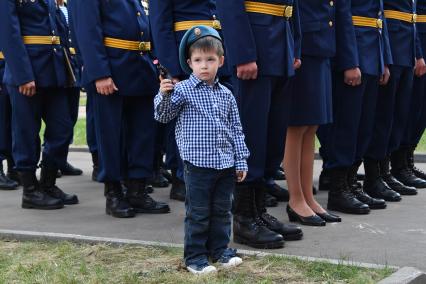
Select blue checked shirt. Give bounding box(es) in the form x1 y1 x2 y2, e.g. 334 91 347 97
154 74 249 171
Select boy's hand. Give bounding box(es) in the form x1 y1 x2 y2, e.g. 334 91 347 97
293 58 301 70
344 67 362 86
379 65 390 85
236 171 247 183
237 62 258 80
160 78 175 95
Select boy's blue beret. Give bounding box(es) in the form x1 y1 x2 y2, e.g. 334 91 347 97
179 25 222 75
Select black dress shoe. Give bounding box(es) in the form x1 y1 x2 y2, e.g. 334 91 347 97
364 179 401 202
60 162 83 176
382 174 417 195
286 205 326 226
265 183 289 201
352 189 386 209
260 213 303 241
265 193 278 207
328 191 370 214
316 211 341 223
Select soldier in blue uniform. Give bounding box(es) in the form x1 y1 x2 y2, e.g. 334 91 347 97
217 0 303 248
364 0 426 198
318 0 394 214
67 0 99 182
401 0 426 182
0 51 19 190
0 0 78 209
54 0 83 177
74 0 170 218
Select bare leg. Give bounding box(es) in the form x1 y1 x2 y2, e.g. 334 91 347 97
300 125 326 213
284 126 316 217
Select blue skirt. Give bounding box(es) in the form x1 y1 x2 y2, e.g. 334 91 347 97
288 56 333 126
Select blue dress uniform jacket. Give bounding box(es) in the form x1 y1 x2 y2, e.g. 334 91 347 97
74 0 158 97
298 0 335 58
384 0 417 67
150 0 228 78
337 0 393 76
0 0 67 87
217 0 301 78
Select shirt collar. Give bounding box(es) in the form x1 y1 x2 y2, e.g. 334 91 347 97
189 73 220 88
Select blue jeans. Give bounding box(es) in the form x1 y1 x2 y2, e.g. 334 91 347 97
183 162 235 266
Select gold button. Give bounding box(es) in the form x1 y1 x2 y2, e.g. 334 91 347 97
284 6 293 18
212 20 221 30
377 19 383 29
329 21 333 27
51 36 57 43
138 42 146 51
329 1 334 6
137 12 141 16
412 14 417 23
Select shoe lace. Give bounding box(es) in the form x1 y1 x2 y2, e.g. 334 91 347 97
254 216 267 227
261 212 278 224
413 166 426 175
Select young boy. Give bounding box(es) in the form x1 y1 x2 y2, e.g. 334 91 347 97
154 26 249 274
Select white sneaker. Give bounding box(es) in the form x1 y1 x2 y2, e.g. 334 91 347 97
219 256 243 268
187 264 217 275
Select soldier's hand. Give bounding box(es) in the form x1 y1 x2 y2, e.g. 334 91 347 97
293 58 302 70
236 171 247 183
415 58 426 77
96 77 118 95
160 78 175 95
237 62 258 80
380 65 391 85
344 67 362 86
19 81 36 97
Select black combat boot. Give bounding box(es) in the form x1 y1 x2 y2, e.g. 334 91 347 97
380 157 417 195
407 146 426 181
148 152 169 188
20 171 63 209
265 182 289 202
105 182 136 218
327 167 370 214
170 169 186 201
391 148 426 188
40 164 79 205
364 158 401 201
348 161 386 209
91 152 99 182
233 184 284 249
60 162 83 176
6 157 20 185
0 162 18 190
265 193 278 207
319 168 332 191
255 184 303 241
125 179 170 214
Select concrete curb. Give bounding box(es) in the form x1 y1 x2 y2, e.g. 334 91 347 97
378 267 426 284
69 147 426 163
0 229 399 269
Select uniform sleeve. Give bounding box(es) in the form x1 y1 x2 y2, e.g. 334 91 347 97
149 0 182 78
0 0 35 86
228 95 249 171
291 0 302 59
216 0 257 67
154 87 185 124
382 18 393 65
416 27 424 60
74 0 111 83
335 0 360 71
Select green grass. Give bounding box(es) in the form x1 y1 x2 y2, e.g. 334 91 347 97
79 94 87 107
0 240 393 284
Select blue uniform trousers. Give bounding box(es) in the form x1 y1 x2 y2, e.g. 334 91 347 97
318 73 379 169
7 85 73 171
401 74 426 147
0 87 12 161
165 118 185 181
92 90 156 182
85 89 98 154
366 65 413 160
233 76 290 182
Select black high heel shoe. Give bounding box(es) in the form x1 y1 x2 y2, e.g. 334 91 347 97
315 211 342 223
286 205 326 226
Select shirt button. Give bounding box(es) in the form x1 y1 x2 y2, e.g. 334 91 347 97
53 48 57 52
378 11 382 16
329 21 333 27
329 1 334 6
140 31 144 36
137 12 141 16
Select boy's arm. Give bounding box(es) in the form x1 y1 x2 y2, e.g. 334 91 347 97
228 95 250 172
154 88 185 124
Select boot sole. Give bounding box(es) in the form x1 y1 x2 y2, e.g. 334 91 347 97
22 202 64 210
396 191 418 196
233 235 284 249
105 208 136 218
135 208 171 214
327 205 370 215
369 204 387 210
63 199 79 205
